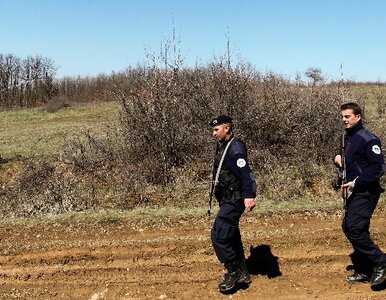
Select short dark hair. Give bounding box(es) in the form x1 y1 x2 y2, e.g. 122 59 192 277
340 102 362 115
226 122 233 132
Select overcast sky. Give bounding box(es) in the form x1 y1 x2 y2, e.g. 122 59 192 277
1 0 386 82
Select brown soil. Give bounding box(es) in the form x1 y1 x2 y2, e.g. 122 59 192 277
1 210 386 299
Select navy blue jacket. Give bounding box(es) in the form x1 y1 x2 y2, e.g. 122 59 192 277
344 122 385 188
214 136 256 200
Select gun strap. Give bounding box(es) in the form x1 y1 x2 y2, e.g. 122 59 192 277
214 136 235 189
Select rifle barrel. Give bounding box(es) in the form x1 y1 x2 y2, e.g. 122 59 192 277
207 140 218 216
340 132 347 207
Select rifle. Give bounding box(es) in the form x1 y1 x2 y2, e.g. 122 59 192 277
340 132 348 209
208 140 219 216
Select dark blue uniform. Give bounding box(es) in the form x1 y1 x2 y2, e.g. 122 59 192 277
341 122 386 275
211 136 256 264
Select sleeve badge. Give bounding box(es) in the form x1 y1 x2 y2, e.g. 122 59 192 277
372 145 381 154
236 158 246 168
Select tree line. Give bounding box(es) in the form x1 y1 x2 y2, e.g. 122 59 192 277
0 53 125 109
0 53 58 108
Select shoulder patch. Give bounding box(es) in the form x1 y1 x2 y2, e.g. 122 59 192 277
372 145 381 154
236 158 246 168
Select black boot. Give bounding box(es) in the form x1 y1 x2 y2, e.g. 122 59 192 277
370 265 386 286
219 261 242 292
238 258 252 284
346 273 370 284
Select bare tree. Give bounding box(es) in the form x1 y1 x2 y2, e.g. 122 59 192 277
304 67 324 86
0 53 58 108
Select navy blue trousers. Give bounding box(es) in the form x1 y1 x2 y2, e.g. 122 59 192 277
342 189 386 273
211 196 245 264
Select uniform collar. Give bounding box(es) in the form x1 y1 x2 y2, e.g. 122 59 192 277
220 134 234 146
346 121 363 136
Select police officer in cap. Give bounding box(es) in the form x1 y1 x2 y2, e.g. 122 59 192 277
209 115 257 292
334 102 386 286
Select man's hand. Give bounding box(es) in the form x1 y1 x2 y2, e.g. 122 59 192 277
334 155 342 167
341 180 356 199
341 181 355 189
244 198 256 212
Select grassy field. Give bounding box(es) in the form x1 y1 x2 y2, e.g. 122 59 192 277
0 101 120 160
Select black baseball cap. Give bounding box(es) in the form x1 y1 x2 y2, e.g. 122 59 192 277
209 115 232 127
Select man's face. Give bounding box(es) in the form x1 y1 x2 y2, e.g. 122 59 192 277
212 124 230 142
341 109 361 129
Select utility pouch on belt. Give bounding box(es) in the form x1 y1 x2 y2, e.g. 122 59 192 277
215 189 242 203
215 166 240 195
215 179 242 202
232 190 242 201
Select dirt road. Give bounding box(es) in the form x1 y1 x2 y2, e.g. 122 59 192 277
1 210 386 299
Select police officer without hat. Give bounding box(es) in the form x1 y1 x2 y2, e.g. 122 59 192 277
334 102 386 286
209 115 257 292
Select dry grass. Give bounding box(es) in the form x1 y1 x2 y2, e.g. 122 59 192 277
1 193 385 226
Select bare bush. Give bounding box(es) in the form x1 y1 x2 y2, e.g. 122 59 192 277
0 159 80 218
